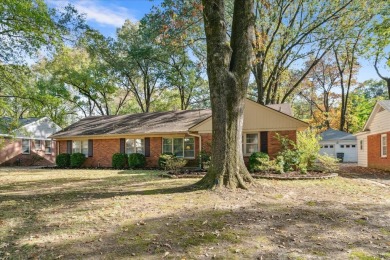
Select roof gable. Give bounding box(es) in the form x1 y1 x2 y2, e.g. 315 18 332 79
190 99 308 132
0 117 61 139
363 100 390 131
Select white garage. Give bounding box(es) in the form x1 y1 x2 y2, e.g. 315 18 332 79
319 129 357 162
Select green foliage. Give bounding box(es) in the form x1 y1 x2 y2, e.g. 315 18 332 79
275 133 300 172
70 153 86 168
112 153 128 169
296 129 322 171
165 157 188 172
248 152 269 172
317 154 340 173
56 153 70 168
199 150 211 169
158 153 174 169
128 153 146 168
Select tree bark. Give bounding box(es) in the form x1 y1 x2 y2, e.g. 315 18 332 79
197 0 254 189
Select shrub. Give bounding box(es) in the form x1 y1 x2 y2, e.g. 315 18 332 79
56 153 71 168
70 153 86 168
296 129 322 171
158 153 174 169
275 133 300 172
199 150 211 169
317 154 339 173
249 152 270 172
165 157 188 172
128 153 146 168
112 153 128 169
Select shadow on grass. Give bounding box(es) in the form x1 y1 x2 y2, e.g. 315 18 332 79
2 201 390 259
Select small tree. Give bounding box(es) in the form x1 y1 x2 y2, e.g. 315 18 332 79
296 129 322 171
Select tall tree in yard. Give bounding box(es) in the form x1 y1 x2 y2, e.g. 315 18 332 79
197 0 254 189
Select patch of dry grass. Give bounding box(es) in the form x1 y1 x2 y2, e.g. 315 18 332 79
0 168 389 259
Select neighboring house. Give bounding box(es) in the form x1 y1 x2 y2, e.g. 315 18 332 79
356 100 390 170
51 99 308 168
0 117 62 166
319 129 357 162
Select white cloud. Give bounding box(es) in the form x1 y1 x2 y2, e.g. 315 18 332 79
48 0 136 27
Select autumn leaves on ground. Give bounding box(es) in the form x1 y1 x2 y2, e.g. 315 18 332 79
0 168 389 259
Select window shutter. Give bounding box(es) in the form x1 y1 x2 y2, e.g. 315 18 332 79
260 131 268 153
67 140 72 154
144 137 150 157
88 139 93 157
120 138 125 153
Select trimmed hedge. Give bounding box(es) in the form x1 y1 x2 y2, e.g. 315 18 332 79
70 153 86 168
56 153 70 168
158 153 174 169
112 153 128 169
128 153 146 168
249 152 269 172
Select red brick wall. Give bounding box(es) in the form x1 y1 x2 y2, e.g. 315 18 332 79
0 139 56 166
146 137 162 167
199 131 297 162
368 132 390 170
53 131 297 168
268 131 297 159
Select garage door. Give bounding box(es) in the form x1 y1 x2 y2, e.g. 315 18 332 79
320 144 335 157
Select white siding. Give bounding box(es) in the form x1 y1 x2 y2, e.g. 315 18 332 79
357 135 368 167
319 140 357 162
14 117 62 139
368 110 390 134
191 99 307 133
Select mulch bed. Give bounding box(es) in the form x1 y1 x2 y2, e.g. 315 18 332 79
163 170 337 180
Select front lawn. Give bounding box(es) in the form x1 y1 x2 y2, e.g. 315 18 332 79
0 168 389 259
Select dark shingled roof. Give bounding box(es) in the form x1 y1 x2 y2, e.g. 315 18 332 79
266 103 293 116
51 109 212 138
320 128 356 141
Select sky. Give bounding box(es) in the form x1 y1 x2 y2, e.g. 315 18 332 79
46 0 380 83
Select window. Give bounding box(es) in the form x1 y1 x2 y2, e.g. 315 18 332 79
162 137 195 158
126 139 144 154
381 134 387 157
346 145 350 148
34 140 42 150
340 145 344 148
324 145 328 148
72 140 88 156
360 140 363 150
22 139 30 154
329 145 334 148
244 133 259 155
45 140 52 154
352 145 356 148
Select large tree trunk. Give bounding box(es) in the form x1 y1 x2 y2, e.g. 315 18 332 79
197 0 254 189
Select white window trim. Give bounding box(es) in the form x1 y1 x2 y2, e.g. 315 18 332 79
381 134 387 158
44 140 52 155
243 133 260 156
162 137 195 159
34 139 43 151
72 140 89 157
22 139 30 154
125 138 145 155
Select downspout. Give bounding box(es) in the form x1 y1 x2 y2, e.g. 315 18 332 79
187 132 202 169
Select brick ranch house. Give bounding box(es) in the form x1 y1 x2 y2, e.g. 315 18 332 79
51 99 308 168
0 117 61 166
356 100 390 170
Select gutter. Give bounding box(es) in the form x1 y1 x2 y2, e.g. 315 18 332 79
187 131 202 169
